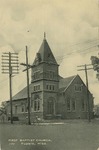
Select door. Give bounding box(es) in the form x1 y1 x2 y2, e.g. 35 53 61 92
47 98 55 115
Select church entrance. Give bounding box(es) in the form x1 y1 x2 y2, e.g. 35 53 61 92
47 97 55 115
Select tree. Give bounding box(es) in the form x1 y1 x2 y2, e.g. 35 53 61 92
90 56 99 80
0 102 7 115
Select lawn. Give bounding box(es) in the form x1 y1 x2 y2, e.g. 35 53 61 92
0 120 99 150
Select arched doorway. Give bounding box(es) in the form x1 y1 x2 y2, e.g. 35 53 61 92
47 97 55 115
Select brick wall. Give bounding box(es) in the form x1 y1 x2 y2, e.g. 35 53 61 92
57 75 94 119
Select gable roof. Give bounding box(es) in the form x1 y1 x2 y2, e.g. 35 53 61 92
12 84 34 101
59 75 76 92
33 38 58 65
10 74 92 101
59 75 93 96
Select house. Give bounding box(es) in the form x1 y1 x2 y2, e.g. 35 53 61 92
5 35 94 122
94 104 99 117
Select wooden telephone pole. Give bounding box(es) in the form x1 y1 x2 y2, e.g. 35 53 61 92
77 64 93 122
20 46 32 125
26 46 31 125
2 52 19 124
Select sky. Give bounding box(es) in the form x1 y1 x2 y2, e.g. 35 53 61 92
0 0 99 105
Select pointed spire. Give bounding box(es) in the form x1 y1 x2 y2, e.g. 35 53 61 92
44 32 46 40
33 34 58 66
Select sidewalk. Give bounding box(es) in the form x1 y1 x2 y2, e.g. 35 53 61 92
0 118 98 125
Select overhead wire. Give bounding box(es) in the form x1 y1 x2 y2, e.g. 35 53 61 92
67 38 99 47
56 41 99 64
56 38 99 60
0 38 99 84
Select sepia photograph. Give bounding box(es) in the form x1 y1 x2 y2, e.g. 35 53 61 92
0 0 99 150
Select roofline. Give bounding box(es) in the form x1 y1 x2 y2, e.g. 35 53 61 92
6 98 28 103
63 75 77 92
77 75 93 96
62 74 93 96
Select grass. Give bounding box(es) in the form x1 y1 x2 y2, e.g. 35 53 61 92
0 119 99 150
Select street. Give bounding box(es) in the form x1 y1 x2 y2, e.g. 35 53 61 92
0 120 99 150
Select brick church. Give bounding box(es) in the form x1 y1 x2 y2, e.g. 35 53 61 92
5 35 94 121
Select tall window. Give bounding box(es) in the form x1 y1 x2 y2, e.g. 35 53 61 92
49 85 51 90
25 104 28 112
52 85 54 90
46 85 49 89
67 98 70 111
47 99 54 114
72 99 76 111
22 105 25 112
15 105 17 114
34 98 40 111
82 99 85 111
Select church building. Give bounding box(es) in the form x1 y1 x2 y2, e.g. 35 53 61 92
5 35 94 122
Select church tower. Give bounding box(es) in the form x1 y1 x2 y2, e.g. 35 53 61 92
31 34 59 119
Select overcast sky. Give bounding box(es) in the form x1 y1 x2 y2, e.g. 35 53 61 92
0 0 99 105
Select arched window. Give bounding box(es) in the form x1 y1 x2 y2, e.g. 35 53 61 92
72 99 76 111
22 105 25 112
34 98 40 111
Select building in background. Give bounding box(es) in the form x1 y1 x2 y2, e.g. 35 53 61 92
5 36 94 122
94 104 99 118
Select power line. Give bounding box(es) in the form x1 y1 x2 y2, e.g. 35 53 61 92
67 38 99 48
56 38 99 59
1 42 98 84
56 38 99 60
0 38 98 84
57 44 99 64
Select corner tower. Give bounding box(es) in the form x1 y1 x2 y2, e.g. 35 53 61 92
31 34 59 119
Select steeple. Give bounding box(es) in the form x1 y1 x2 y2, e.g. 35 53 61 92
33 35 58 66
44 32 46 40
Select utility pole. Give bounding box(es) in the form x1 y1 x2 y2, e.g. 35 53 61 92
2 52 19 124
20 46 32 125
9 52 13 124
26 46 31 125
77 64 93 122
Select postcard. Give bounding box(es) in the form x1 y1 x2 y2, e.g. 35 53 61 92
0 0 99 150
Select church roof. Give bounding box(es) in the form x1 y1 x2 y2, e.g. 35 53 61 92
33 38 58 65
8 74 92 101
11 75 76 101
59 75 76 92
12 84 34 101
59 75 93 95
